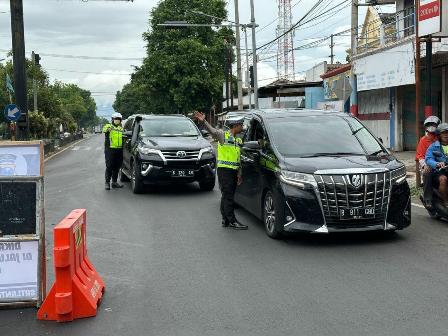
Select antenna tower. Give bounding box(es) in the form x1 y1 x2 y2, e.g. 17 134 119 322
276 0 295 80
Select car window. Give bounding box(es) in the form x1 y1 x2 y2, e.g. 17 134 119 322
140 118 200 137
267 116 383 157
124 118 134 132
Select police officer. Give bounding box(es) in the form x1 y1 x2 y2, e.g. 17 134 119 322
194 111 248 230
103 113 124 190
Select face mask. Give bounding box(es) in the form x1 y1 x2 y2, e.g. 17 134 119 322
426 126 437 133
113 119 121 126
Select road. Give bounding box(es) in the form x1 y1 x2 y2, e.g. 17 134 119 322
1 134 447 335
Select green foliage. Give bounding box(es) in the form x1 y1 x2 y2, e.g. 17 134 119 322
113 0 232 118
0 59 97 139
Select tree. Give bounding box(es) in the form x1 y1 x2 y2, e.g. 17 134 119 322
114 0 233 116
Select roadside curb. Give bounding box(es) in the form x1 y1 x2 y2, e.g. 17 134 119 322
44 136 91 162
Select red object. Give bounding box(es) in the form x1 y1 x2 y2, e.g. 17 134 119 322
424 105 433 118
37 209 105 322
350 105 359 117
416 133 437 161
419 1 440 21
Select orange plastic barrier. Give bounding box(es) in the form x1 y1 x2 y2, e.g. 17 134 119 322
37 209 105 322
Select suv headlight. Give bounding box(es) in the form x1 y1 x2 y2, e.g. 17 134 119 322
391 166 407 184
138 145 161 157
199 147 215 160
279 170 317 189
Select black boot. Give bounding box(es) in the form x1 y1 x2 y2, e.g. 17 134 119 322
111 182 124 188
229 220 248 230
222 219 229 227
105 182 111 190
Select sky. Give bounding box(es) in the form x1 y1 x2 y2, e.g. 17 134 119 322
0 0 394 117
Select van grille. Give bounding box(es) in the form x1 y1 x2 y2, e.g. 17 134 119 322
315 172 391 226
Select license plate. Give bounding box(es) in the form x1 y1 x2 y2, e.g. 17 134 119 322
171 169 194 177
340 208 375 219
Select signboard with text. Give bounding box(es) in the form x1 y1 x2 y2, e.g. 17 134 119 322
419 0 442 37
0 241 39 302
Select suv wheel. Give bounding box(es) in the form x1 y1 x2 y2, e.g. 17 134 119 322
120 168 130 182
263 191 282 239
131 161 144 194
199 179 215 191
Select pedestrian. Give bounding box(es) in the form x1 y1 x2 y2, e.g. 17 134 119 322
103 113 124 190
417 116 440 206
194 111 248 230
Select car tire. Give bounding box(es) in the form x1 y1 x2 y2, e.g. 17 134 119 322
199 179 215 191
263 190 283 239
131 161 144 194
120 168 130 182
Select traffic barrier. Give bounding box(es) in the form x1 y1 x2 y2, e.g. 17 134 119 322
37 209 105 322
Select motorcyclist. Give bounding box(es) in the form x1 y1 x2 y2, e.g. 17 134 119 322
425 123 448 206
417 116 440 206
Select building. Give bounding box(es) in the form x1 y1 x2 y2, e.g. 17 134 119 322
352 1 448 150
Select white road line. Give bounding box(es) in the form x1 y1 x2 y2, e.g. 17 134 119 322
82 146 91 151
71 146 80 151
412 203 425 209
96 146 102 151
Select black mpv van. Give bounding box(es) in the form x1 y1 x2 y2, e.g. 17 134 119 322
235 109 410 239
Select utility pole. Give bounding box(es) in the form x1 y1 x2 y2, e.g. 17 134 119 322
225 41 230 112
250 0 259 109
415 1 422 187
243 27 252 109
425 39 433 118
349 0 358 117
234 0 243 111
10 0 29 140
32 51 38 112
330 34 335 64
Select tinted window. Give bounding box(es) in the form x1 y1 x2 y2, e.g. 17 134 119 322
267 116 383 157
140 118 199 137
124 118 134 131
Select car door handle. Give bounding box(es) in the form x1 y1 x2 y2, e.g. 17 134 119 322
241 156 254 164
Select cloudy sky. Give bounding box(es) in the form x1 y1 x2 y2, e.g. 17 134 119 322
0 0 393 117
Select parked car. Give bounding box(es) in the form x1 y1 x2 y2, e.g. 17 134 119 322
121 114 216 193
235 109 410 239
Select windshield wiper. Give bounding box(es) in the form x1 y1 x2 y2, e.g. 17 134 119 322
369 149 388 156
352 127 365 135
300 152 364 158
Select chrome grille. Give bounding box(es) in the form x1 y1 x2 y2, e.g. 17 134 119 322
161 150 200 160
316 172 391 223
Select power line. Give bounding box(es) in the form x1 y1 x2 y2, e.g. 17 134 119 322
47 68 132 76
0 49 142 61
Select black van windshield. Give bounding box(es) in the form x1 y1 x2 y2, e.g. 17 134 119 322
140 118 199 137
267 116 384 157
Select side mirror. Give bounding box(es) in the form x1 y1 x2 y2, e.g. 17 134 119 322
378 137 384 144
242 141 261 151
123 131 132 138
201 129 210 137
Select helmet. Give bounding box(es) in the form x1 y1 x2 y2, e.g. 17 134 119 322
111 112 123 120
226 117 244 127
424 116 441 133
436 123 448 134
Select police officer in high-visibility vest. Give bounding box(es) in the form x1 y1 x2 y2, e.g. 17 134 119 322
103 112 124 190
194 111 248 230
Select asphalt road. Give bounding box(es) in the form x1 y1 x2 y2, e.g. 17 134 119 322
1 134 448 335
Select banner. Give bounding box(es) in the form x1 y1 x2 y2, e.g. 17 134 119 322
419 0 442 37
0 241 39 302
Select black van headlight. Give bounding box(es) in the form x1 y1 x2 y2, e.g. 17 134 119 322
391 166 407 184
279 170 317 189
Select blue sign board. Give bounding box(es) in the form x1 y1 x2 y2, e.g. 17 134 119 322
4 104 21 122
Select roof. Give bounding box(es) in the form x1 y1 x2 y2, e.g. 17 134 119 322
130 114 186 119
250 108 349 120
320 64 352 79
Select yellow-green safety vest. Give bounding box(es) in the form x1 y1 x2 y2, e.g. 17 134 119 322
217 132 242 170
103 124 124 149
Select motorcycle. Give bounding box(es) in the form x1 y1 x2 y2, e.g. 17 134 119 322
421 165 448 219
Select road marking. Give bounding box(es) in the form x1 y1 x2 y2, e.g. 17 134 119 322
44 137 89 162
71 146 80 151
412 203 425 209
96 146 102 151
82 146 91 151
